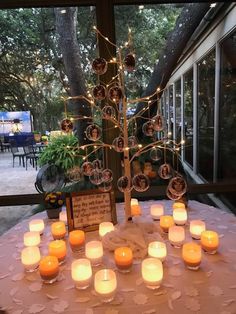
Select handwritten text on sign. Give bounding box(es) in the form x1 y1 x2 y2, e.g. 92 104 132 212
72 193 112 229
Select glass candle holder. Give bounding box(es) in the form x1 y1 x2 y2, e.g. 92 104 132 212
168 226 185 248
24 231 41 247
150 204 164 220
94 269 117 302
29 219 45 235
99 222 114 237
173 208 187 225
200 230 219 254
21 246 41 272
85 241 103 266
71 259 92 289
59 211 67 224
114 247 133 273
182 242 201 270
190 220 206 240
131 198 139 206
172 202 186 210
160 215 174 233
148 241 167 262
141 258 163 289
39 256 59 284
69 230 85 253
131 205 142 216
51 221 66 240
48 240 67 264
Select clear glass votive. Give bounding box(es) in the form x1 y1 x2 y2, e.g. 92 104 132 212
168 226 185 248
24 231 41 247
21 246 41 272
94 269 117 302
141 258 163 289
148 241 167 262
71 259 92 289
85 241 103 266
190 220 206 240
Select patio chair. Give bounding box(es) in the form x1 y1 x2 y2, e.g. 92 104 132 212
23 145 39 170
0 137 10 152
10 145 25 167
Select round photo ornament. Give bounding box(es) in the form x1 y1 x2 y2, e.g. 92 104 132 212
92 57 108 75
61 118 73 133
168 176 187 197
89 170 103 185
117 176 132 192
142 121 155 137
102 105 116 119
113 137 124 153
93 85 106 100
152 115 164 132
108 86 123 105
158 163 172 180
85 124 102 142
81 162 94 176
132 174 150 192
102 169 113 183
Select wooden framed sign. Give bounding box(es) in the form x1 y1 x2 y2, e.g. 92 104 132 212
66 189 117 232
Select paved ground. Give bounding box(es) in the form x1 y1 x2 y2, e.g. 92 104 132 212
0 150 38 235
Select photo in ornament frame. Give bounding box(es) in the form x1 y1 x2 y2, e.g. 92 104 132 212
93 85 106 100
158 163 172 180
108 86 123 105
142 121 155 137
81 161 94 176
132 174 150 192
168 176 187 197
117 176 132 192
92 57 108 75
61 118 73 133
86 124 102 141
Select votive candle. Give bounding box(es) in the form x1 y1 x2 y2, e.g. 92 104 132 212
160 215 174 233
85 241 103 266
190 220 206 240
131 198 139 206
48 240 66 264
99 222 114 237
168 226 185 248
173 208 187 225
21 246 41 272
51 221 66 240
173 202 186 210
69 230 85 252
131 205 142 216
148 241 167 262
182 242 201 270
71 259 92 289
150 204 164 220
29 219 45 235
200 230 219 254
114 247 133 272
24 231 41 247
94 269 117 302
59 211 67 224
39 256 59 284
142 258 163 289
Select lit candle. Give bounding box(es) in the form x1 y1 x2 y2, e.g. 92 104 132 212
173 202 186 210
131 198 139 206
94 269 117 302
141 258 163 289
148 241 167 262
69 230 85 252
48 240 67 264
24 231 41 247
85 241 103 266
29 219 45 235
168 226 185 248
131 205 142 216
114 247 133 272
51 221 66 240
39 256 59 284
99 222 114 237
160 215 174 233
200 230 219 254
190 220 206 240
59 211 67 224
71 259 92 290
21 246 41 272
182 242 201 270
150 204 164 220
173 208 187 225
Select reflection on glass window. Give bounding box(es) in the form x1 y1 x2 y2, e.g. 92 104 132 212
197 49 215 181
169 85 174 135
175 79 181 144
183 68 193 167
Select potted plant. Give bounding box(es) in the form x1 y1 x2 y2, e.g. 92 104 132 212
33 131 41 143
44 191 64 219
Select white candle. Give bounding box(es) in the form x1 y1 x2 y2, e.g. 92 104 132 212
29 219 45 235
148 241 167 262
59 211 67 224
24 232 41 247
94 269 117 302
173 208 187 225
190 220 206 239
131 198 139 206
168 226 185 248
85 241 103 266
150 204 164 220
21 246 41 272
99 222 114 237
142 258 163 289
71 259 92 289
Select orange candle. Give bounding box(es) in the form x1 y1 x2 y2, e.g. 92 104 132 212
160 215 174 233
182 242 201 270
114 247 133 272
69 230 85 252
51 221 66 240
201 230 219 254
131 204 142 216
48 240 66 263
173 202 186 210
39 256 59 283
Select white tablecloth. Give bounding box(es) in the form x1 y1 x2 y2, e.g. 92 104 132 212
0 200 236 314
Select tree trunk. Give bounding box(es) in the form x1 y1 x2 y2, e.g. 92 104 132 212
54 7 91 144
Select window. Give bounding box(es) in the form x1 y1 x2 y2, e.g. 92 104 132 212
169 85 174 135
175 79 181 144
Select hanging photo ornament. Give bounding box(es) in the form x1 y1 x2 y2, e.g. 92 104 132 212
166 187 182 201
112 136 124 152
67 166 82 182
158 163 172 180
102 105 116 119
85 124 102 141
152 115 164 132
102 168 113 183
92 159 103 170
128 136 138 148
92 85 106 100
89 169 103 185
98 181 112 192
92 57 107 75
150 147 162 161
142 121 155 137
117 176 132 192
132 174 150 192
61 118 73 133
124 53 135 72
168 176 187 197
81 162 94 176
108 86 123 105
